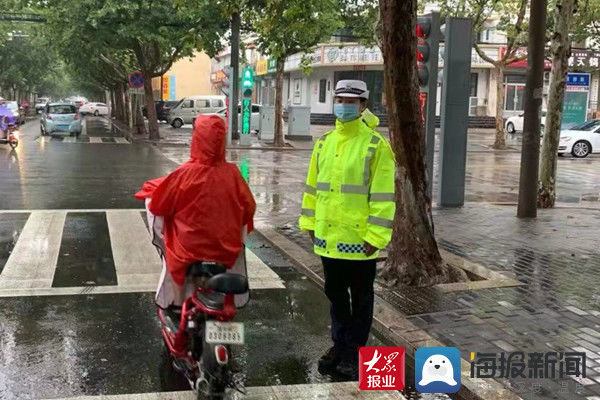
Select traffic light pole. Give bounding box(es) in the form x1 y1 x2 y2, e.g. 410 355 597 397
229 12 241 143
418 12 440 200
437 17 473 207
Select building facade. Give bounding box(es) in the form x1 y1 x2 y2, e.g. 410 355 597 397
151 52 213 101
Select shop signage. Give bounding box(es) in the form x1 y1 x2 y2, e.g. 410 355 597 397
255 60 268 76
499 47 552 69
211 69 226 83
162 75 170 100
323 45 382 64
267 58 277 73
562 72 590 127
568 50 600 69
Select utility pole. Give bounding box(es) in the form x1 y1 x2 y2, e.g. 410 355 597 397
517 0 547 218
229 12 241 142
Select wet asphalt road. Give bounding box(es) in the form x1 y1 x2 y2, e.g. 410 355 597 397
0 118 401 399
0 118 174 210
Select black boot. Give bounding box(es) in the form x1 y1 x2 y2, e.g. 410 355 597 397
336 350 358 380
318 346 343 371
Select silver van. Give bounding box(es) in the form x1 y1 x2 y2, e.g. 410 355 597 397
167 95 226 128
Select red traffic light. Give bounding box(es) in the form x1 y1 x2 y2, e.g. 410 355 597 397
416 20 430 38
416 40 429 62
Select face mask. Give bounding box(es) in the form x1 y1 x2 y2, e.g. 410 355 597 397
333 103 361 122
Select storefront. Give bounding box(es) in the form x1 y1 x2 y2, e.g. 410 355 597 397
251 43 600 122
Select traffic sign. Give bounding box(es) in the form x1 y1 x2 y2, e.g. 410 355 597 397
128 71 144 89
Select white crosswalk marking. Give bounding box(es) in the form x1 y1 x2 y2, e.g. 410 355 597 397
106 210 162 288
0 210 285 297
0 211 66 289
35 136 130 144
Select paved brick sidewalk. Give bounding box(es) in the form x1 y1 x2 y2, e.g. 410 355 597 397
158 143 600 399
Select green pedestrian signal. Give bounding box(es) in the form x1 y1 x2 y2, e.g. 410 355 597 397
242 67 254 97
241 66 254 136
242 67 254 89
241 98 251 135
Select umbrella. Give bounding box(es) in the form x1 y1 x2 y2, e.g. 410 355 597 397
0 105 17 126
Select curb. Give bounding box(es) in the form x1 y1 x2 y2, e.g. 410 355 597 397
255 224 523 400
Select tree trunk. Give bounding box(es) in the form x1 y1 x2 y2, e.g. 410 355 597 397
273 58 285 147
116 84 126 123
493 65 507 149
538 0 576 208
517 0 547 218
142 71 159 140
134 96 147 136
379 0 466 287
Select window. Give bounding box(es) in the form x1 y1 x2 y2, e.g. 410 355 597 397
181 100 193 108
196 100 210 108
293 78 302 104
318 79 327 103
211 99 223 107
470 73 478 97
48 105 77 114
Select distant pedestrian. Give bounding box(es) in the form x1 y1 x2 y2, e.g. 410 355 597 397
298 80 395 378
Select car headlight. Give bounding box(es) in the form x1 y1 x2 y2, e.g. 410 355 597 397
560 136 571 142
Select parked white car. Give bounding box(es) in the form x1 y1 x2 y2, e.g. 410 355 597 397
505 111 547 134
79 102 109 116
559 119 600 158
214 104 261 132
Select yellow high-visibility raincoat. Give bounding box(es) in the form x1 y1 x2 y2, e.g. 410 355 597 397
298 110 395 260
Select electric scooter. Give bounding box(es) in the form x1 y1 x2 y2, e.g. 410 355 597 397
0 125 19 149
158 262 248 399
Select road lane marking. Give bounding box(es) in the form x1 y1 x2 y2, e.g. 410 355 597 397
246 248 285 289
106 210 162 287
0 247 284 297
0 211 66 289
114 137 129 143
89 137 103 143
63 137 76 143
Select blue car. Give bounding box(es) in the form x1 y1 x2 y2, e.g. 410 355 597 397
40 103 82 136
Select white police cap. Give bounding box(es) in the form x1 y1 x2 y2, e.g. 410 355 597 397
334 80 369 99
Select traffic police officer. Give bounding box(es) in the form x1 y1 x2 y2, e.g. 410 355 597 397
299 80 396 377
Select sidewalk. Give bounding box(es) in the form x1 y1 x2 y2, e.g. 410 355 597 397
144 118 525 152
156 142 600 399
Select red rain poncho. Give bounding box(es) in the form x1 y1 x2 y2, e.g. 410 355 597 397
135 115 256 285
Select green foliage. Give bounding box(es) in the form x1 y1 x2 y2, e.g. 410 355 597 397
247 0 342 59
338 0 380 46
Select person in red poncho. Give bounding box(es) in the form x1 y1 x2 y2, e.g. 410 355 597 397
135 115 255 312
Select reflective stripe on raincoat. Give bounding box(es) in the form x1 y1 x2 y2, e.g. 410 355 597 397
135 115 256 285
298 110 395 260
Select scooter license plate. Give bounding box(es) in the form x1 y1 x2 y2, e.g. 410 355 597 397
205 321 244 345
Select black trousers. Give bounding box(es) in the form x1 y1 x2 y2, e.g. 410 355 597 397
322 256 376 356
